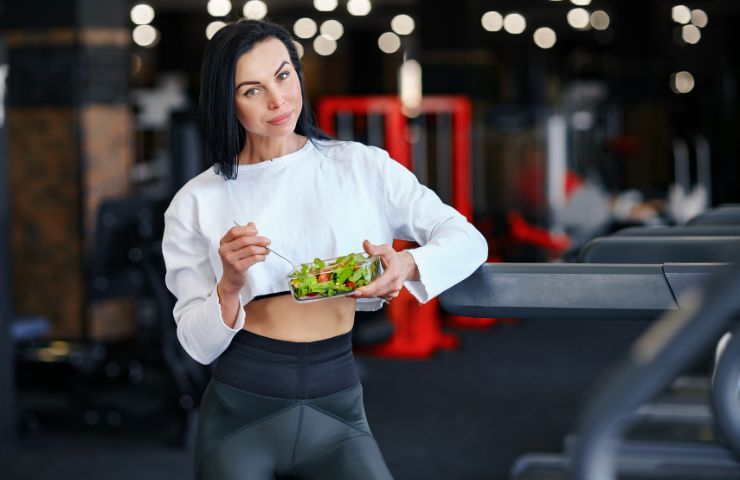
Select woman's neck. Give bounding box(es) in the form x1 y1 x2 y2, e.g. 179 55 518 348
239 133 307 165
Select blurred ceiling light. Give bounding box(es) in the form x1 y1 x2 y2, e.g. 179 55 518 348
567 8 590 29
347 0 372 16
503 13 526 34
130 4 155 25
570 0 591 5
207 0 232 17
314 0 338 12
294 18 318 39
206 20 226 39
590 10 610 30
313 35 337 56
691 9 708 28
133 24 158 47
378 32 401 53
320 20 344 40
671 5 691 24
399 59 422 117
671 70 695 93
533 27 557 49
481 11 503 32
391 14 415 35
681 24 701 44
243 0 267 20
293 41 305 59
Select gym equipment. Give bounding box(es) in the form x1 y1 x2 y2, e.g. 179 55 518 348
14 196 208 443
440 261 740 479
688 206 740 226
578 236 740 264
439 263 727 320
569 261 740 480
506 233 740 478
613 225 740 237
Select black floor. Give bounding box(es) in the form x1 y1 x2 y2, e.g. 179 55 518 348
1 319 648 480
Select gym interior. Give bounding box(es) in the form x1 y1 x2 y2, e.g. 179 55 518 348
2 0 740 479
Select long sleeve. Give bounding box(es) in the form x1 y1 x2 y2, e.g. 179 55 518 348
378 149 488 302
162 213 246 365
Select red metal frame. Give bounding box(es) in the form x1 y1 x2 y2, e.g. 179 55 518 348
317 95 482 359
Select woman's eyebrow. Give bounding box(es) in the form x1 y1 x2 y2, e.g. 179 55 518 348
235 60 291 90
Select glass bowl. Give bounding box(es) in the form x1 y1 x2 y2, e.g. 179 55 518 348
287 253 381 303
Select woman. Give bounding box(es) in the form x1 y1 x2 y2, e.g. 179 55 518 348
162 19 487 480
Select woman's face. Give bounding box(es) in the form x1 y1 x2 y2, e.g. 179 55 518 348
234 38 303 140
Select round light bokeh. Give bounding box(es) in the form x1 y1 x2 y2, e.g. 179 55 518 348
590 10 610 30
682 24 701 44
691 9 708 28
570 0 591 5
314 0 338 12
503 13 526 34
313 35 337 56
671 71 695 94
533 27 557 49
391 14 415 35
293 41 304 59
133 24 158 47
320 20 344 40
294 18 318 39
567 8 590 29
206 20 226 39
378 31 401 53
207 0 231 17
130 4 155 25
671 5 691 24
481 11 503 32
347 0 372 16
243 0 267 20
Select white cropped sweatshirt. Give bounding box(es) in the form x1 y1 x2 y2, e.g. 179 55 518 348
162 139 488 364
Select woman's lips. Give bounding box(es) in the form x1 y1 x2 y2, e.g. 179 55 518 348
268 110 293 125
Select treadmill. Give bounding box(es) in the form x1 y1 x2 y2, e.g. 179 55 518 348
688 207 740 226
440 261 740 479
577 236 740 446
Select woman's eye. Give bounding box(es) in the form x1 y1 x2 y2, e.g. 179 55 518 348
245 88 260 97
277 71 290 81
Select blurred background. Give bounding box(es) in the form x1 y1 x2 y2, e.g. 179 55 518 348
1 0 739 479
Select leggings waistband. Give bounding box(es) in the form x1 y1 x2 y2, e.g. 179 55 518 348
213 330 359 399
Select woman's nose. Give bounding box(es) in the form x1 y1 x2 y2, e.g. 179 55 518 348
267 90 285 109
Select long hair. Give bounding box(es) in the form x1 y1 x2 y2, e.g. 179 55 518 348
199 19 330 179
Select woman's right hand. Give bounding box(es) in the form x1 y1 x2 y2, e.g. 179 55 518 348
217 221 271 298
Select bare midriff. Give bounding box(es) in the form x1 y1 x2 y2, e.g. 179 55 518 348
243 294 356 342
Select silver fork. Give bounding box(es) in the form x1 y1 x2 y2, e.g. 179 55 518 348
232 220 299 271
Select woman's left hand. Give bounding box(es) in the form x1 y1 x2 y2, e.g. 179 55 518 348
350 240 419 302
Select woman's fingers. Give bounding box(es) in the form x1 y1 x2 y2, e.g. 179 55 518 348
220 222 259 244
362 240 395 269
220 235 271 254
353 269 404 299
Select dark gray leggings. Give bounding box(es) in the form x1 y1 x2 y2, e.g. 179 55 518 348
195 380 393 479
194 330 393 479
